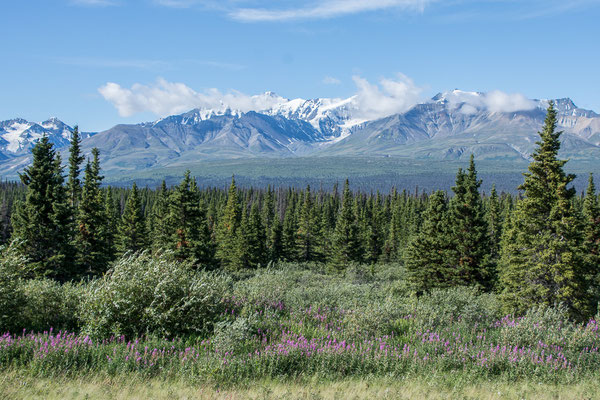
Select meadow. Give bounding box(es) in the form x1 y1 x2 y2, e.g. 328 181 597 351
2 252 600 398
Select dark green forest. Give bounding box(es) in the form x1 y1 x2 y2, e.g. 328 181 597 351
0 102 599 320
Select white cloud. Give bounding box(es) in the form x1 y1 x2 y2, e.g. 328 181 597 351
230 0 435 22
99 74 424 119
153 0 202 8
351 74 423 120
70 0 117 6
323 76 341 85
98 78 285 117
442 90 536 113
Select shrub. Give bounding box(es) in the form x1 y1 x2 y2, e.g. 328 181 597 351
21 279 82 332
500 304 572 347
409 286 502 329
79 251 231 339
0 242 28 333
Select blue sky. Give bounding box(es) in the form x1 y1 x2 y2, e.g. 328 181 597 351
1 0 599 131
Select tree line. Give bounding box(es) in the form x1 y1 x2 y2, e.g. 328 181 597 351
1 103 599 319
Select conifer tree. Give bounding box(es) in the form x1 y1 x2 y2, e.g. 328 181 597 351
404 191 451 293
281 195 298 261
365 192 384 264
216 177 242 270
167 171 214 266
103 187 119 262
75 148 109 276
116 182 147 254
583 173 600 301
268 215 284 262
330 179 361 270
296 185 320 261
382 189 401 262
67 126 85 209
240 202 267 268
499 102 591 318
149 180 170 252
13 136 74 280
446 155 492 289
487 184 502 262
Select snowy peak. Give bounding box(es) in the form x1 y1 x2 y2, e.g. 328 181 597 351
0 117 94 156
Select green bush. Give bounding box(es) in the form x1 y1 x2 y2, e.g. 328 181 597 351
0 242 27 333
500 304 572 347
79 251 232 339
409 286 502 329
21 279 82 332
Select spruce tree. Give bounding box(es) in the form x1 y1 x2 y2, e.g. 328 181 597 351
216 177 242 270
75 148 109 276
382 189 401 262
268 215 284 262
365 192 384 264
499 102 591 318
446 155 492 289
296 185 320 261
487 184 502 262
13 136 74 280
583 173 600 302
103 187 119 263
240 202 267 268
404 191 452 294
167 171 214 266
281 195 298 261
330 179 361 270
149 180 171 252
67 126 85 209
116 182 147 254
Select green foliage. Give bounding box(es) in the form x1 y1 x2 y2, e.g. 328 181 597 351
408 286 501 329
499 304 572 348
330 180 362 270
445 156 492 288
583 173 600 302
0 243 27 332
499 102 592 319
216 177 243 271
66 126 85 209
116 183 147 254
21 279 81 332
165 171 214 266
12 136 75 280
404 191 451 293
76 148 110 277
79 251 231 339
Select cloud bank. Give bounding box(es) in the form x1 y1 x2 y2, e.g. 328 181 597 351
442 90 536 114
99 76 536 121
230 0 434 22
98 78 285 117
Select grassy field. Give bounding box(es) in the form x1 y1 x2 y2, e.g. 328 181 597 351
3 259 600 399
2 372 600 400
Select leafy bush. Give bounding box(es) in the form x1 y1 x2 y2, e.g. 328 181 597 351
212 314 259 354
500 304 572 347
79 252 231 339
0 242 28 332
409 286 502 329
21 279 82 332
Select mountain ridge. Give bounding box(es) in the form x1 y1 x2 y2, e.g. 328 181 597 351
1 91 600 179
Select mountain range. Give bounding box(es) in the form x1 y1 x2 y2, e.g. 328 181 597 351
2 91 600 180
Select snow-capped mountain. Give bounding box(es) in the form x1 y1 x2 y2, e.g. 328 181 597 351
322 91 600 160
0 117 94 156
1 91 600 178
